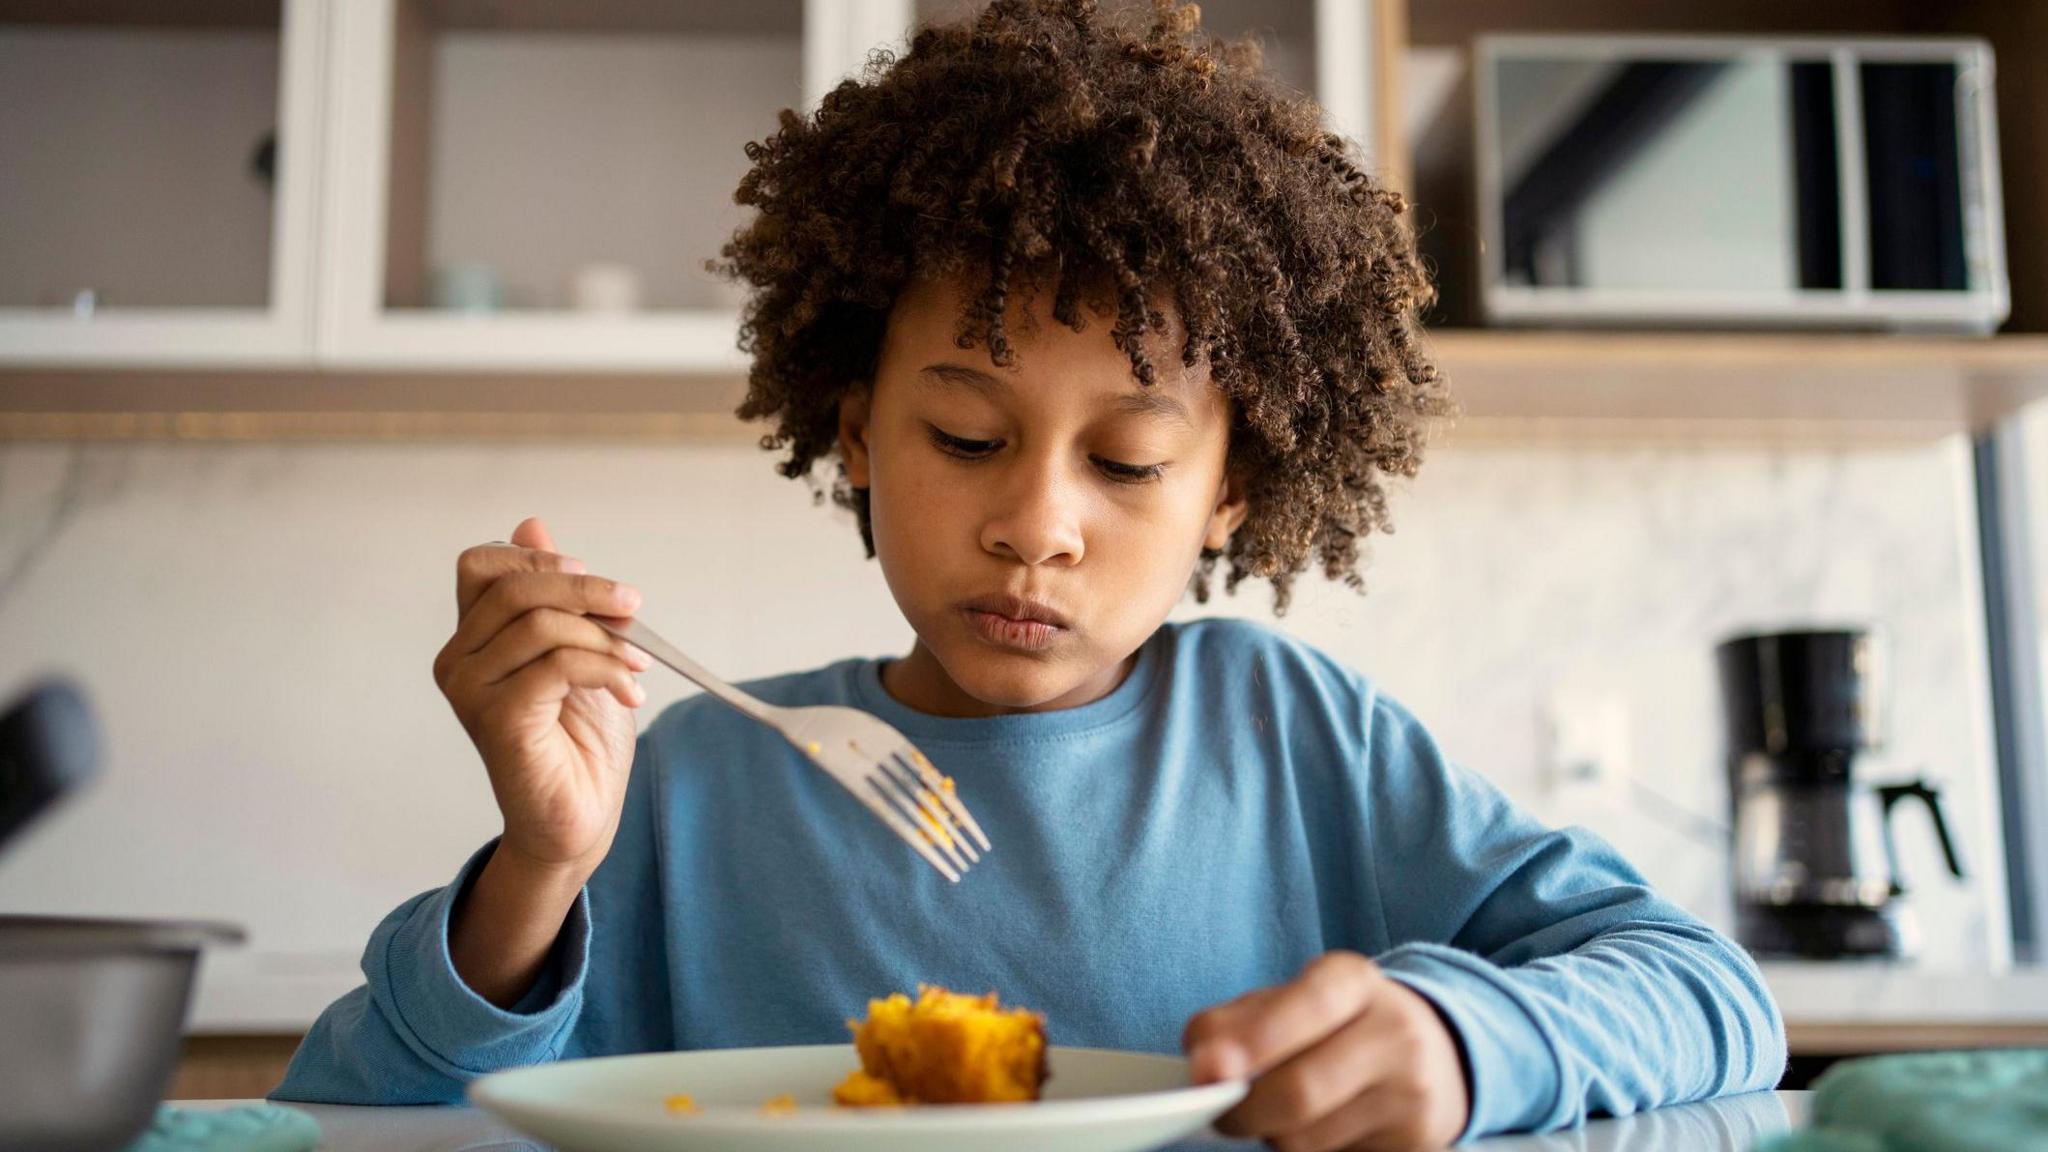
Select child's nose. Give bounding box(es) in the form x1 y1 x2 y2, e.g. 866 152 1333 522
979 454 1085 567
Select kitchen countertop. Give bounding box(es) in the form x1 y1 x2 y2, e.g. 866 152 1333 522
188 955 2048 1035
176 1091 1811 1151
1760 961 2048 1019
1759 962 2048 1051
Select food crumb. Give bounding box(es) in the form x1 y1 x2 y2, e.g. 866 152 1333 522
761 1094 798 1115
663 1093 699 1115
806 741 822 755
915 805 953 847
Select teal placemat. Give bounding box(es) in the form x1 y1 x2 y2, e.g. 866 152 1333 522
123 1104 320 1152
1760 1049 2048 1152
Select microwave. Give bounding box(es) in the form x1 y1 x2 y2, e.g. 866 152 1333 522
1474 35 2008 333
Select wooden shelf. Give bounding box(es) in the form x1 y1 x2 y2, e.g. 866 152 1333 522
1427 330 2048 444
1787 1020 2048 1055
4 331 2046 446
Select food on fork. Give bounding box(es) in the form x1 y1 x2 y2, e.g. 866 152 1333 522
832 985 1049 1106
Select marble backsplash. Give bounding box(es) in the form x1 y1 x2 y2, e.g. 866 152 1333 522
0 431 2013 1028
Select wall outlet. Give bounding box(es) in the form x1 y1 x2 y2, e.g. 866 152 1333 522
1540 689 1633 796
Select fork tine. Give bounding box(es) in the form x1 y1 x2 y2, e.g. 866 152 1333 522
590 611 992 878
875 752 979 864
901 747 993 853
864 760 973 875
841 774 962 883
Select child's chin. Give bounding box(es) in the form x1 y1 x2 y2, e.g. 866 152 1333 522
944 652 1090 712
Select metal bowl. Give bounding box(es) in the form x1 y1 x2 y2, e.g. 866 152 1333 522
0 915 244 1152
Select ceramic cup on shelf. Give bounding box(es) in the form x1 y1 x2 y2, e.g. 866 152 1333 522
569 262 644 313
431 262 506 313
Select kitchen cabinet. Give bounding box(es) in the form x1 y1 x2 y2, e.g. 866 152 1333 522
2 0 2046 439
0 0 327 367
0 0 1402 375
317 0 817 372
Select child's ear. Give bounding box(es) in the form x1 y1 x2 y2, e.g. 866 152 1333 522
838 384 874 487
1203 468 1250 551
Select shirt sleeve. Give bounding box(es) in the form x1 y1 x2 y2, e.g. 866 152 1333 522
1358 690 1788 1142
268 728 672 1104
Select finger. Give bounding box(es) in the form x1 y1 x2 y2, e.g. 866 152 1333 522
1185 986 1279 1081
489 647 646 713
455 540 586 619
452 570 643 660
1186 953 1381 1083
1274 987 1462 1152
510 516 555 554
454 561 638 651
1216 1008 1402 1142
1268 1088 1384 1152
461 605 651 688
1271 1068 1437 1152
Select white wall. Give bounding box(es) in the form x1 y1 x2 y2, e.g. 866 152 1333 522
0 433 2009 1030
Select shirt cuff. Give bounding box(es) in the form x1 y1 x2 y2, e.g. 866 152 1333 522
1376 941 1562 1143
363 837 592 1078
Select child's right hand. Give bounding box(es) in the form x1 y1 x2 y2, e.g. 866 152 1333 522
432 516 654 884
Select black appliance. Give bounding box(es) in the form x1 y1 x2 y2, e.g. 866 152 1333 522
1715 628 1967 959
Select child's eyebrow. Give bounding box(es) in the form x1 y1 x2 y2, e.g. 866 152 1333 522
919 362 1193 428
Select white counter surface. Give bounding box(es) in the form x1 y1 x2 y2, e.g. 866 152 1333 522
177 1092 1811 1151
185 955 2048 1034
1759 961 2048 1023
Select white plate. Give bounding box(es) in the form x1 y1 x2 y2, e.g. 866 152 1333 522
468 1043 1247 1152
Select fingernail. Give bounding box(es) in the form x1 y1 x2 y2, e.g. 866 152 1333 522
624 645 653 670
615 584 641 611
564 557 587 574
630 680 647 705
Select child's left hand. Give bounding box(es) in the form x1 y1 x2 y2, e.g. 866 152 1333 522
1183 951 1470 1152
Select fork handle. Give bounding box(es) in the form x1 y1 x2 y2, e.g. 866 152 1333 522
593 617 779 727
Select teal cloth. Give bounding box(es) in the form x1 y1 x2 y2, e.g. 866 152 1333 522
1760 1050 2048 1152
124 1104 319 1152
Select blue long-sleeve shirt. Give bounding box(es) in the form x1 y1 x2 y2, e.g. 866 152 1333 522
270 617 1785 1141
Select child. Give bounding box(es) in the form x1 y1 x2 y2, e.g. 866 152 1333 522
271 2 1785 1146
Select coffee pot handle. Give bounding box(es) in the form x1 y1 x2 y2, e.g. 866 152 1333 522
1875 780 1967 896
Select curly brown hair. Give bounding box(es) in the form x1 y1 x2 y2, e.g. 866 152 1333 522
714 0 1452 612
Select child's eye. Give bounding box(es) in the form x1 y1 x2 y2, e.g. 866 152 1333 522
927 426 1002 459
1093 457 1167 484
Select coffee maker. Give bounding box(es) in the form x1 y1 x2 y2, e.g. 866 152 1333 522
1715 628 1966 960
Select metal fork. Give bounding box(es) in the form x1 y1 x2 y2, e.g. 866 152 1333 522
591 615 990 882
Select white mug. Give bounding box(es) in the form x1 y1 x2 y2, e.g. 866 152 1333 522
570 263 643 313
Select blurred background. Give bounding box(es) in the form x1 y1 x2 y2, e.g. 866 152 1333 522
1 0 2045 1101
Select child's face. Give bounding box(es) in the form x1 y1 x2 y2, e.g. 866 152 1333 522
840 275 1246 715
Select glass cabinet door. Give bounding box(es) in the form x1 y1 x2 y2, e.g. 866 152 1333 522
0 0 325 366
321 0 832 371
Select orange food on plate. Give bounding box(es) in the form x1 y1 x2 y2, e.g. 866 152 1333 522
832 984 1049 1106
663 1093 700 1115
761 1093 799 1115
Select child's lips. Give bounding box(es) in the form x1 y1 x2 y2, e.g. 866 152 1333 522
961 606 1066 652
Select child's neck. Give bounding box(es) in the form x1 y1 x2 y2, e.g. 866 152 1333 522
881 640 1138 718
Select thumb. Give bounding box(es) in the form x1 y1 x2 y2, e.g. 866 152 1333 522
510 516 556 554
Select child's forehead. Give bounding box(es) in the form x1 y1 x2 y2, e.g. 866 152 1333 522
879 273 1214 400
